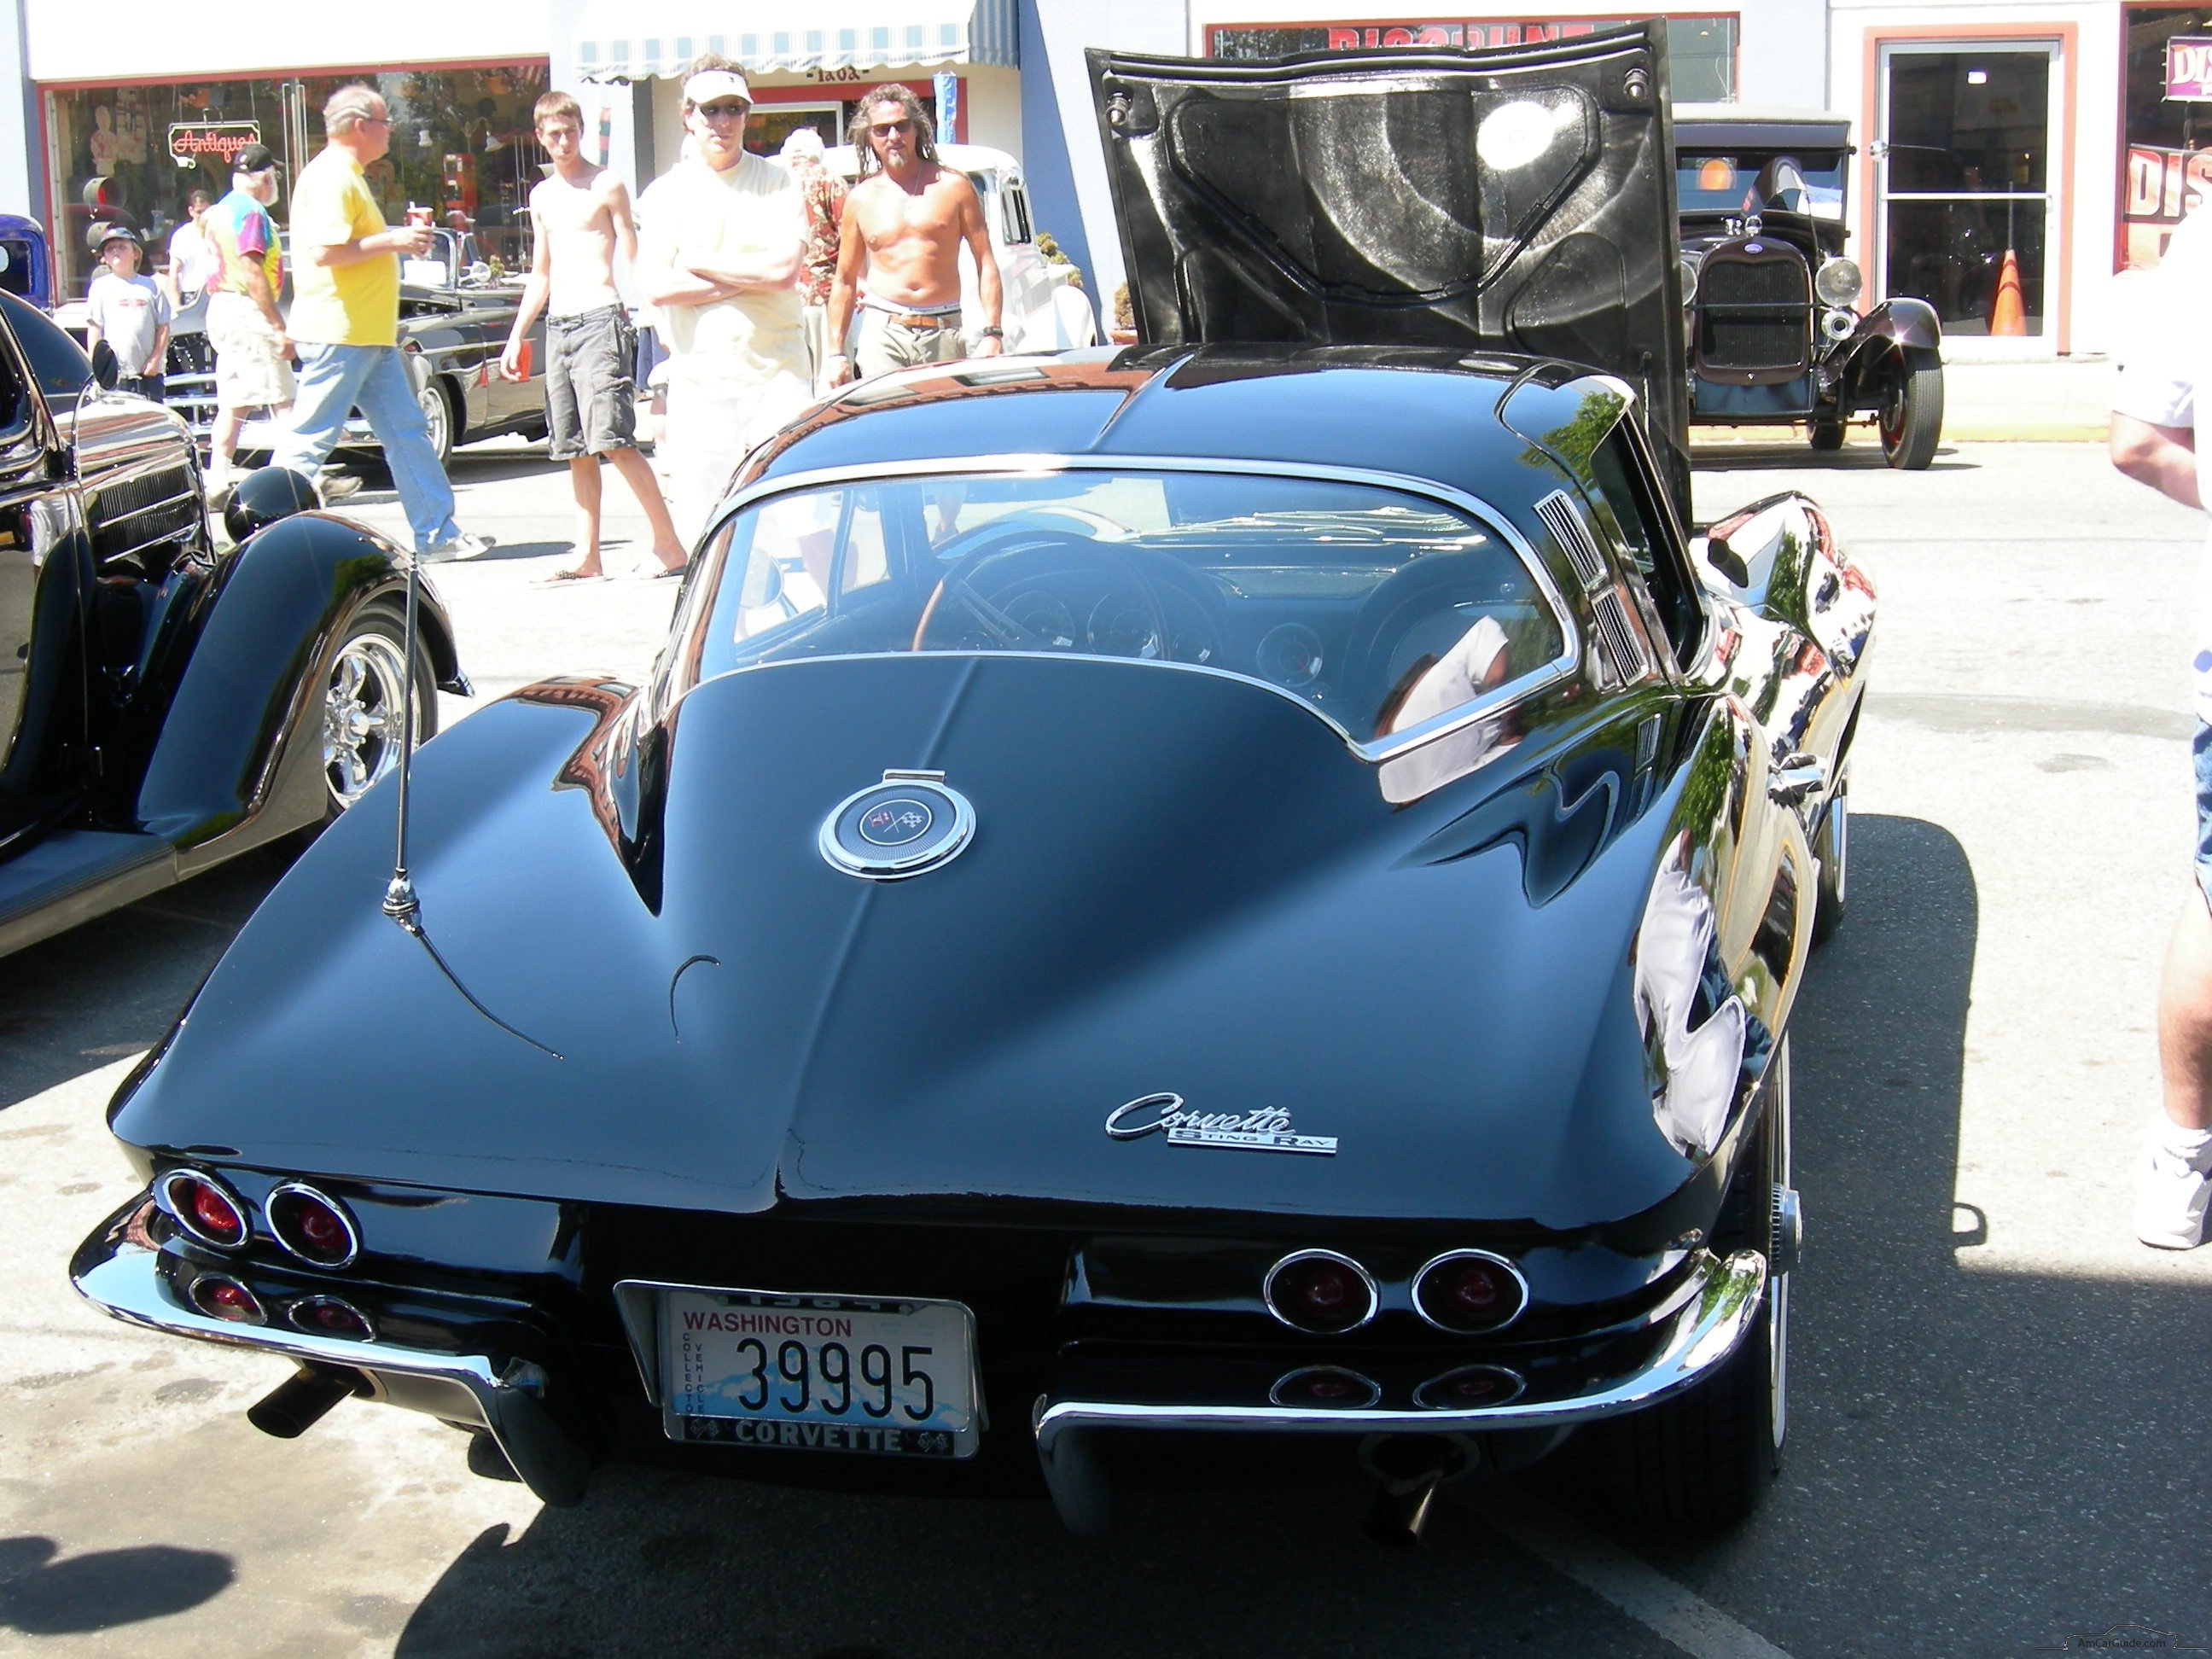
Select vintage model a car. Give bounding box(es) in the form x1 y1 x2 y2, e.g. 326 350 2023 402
0 288 464 959
1675 104 1946 467
73 29 1867 1537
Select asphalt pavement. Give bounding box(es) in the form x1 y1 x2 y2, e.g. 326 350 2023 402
1 422 2207 1656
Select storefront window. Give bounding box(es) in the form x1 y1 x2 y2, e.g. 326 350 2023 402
1877 47 2053 336
2122 5 2212 268
44 62 549 301
1208 18 1739 102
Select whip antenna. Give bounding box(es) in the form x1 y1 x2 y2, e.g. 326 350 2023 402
381 549 422 928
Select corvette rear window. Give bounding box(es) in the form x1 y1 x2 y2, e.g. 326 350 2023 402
700 469 1567 747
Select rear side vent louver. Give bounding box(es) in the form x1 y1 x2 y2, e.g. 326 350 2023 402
1591 591 1648 684
1534 492 1607 591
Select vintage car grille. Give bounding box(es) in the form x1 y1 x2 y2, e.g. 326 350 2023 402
1694 244 1812 380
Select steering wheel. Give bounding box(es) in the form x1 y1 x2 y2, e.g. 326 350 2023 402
911 527 1169 659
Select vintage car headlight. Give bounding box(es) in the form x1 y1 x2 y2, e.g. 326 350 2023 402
1678 253 1701 306
1813 257 1863 307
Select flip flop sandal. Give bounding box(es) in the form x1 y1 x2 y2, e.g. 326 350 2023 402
533 566 608 586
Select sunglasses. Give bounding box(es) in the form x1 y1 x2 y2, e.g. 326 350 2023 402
696 101 750 120
868 119 913 138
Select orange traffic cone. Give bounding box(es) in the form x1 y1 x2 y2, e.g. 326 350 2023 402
1989 248 2026 336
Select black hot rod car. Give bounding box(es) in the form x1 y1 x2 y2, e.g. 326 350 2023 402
1676 105 1946 468
0 289 463 960
73 30 1868 1537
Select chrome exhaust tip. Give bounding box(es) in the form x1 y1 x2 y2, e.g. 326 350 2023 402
247 1364 364 1440
1359 1434 1473 1549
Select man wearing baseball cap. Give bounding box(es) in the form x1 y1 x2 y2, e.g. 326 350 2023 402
201 143 297 497
634 55 810 542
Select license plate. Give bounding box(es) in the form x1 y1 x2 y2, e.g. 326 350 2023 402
654 1287 981 1458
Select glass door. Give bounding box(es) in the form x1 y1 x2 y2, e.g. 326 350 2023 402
1875 43 2059 341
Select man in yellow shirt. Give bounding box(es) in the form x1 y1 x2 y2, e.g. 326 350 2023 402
271 84 488 560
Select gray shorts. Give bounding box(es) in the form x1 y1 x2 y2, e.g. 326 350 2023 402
546 305 637 460
856 306 965 381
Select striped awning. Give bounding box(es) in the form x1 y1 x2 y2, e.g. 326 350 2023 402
573 0 1017 80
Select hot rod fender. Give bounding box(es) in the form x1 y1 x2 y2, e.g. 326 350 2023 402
131 514 463 864
1852 295 1941 351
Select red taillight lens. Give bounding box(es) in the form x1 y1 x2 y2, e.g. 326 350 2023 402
1413 1364 1527 1411
291 1298 374 1341
266 1185 358 1269
160 1171 247 1248
190 1275 265 1324
1270 1365 1382 1409
1413 1251 1528 1335
1264 1250 1377 1335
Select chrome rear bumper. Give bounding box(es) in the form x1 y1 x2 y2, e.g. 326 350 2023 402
69 1198 588 1506
1033 1247 1768 1532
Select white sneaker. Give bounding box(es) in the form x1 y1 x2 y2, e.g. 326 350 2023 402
2134 1118 2212 1249
419 531 492 564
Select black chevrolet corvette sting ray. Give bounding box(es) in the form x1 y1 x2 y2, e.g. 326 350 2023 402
73 27 1869 1537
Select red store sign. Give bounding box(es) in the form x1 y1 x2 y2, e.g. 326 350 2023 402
1210 17 1624 50
166 122 263 168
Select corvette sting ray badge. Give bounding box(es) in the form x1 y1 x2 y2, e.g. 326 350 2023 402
1106 1092 1339 1155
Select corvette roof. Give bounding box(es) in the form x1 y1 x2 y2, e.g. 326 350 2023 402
743 345 1612 513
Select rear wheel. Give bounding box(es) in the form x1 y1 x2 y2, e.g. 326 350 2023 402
322 599 438 816
1590 1042 1792 1524
1877 346 1943 469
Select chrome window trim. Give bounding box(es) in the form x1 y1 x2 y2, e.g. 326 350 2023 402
155 1167 252 1252
1412 1248 1531 1335
693 453 1584 771
1262 1248 1380 1335
265 1182 362 1272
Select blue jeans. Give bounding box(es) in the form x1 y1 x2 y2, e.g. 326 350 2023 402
271 343 459 551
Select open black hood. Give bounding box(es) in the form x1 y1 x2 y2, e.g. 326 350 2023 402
1087 27 1690 485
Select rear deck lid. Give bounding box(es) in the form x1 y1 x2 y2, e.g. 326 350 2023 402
1087 26 1689 476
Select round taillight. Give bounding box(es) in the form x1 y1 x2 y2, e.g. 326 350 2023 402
289 1296 375 1342
1413 1364 1527 1411
1263 1249 1377 1335
189 1274 265 1324
158 1170 249 1249
1269 1365 1382 1409
265 1184 359 1269
1413 1249 1528 1335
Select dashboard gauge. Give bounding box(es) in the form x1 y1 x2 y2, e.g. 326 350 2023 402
1089 597 1162 660
1004 591 1079 649
1255 623 1325 690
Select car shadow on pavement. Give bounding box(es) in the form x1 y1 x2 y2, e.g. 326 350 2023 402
0 1535 233 1634
1690 441 1977 473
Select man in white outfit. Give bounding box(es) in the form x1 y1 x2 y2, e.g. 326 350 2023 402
634 58 810 544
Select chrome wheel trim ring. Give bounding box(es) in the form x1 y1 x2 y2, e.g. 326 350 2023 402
323 631 412 810
418 383 450 456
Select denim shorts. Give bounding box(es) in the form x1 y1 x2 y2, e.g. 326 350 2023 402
545 304 637 460
2192 720 2212 908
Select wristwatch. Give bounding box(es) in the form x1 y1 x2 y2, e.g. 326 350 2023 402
978 326 1004 339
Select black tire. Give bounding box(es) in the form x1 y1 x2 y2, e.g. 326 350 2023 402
1877 346 1943 470
1590 1044 1791 1525
321 599 438 818
1810 769 1848 948
1807 416 1845 452
416 377 457 467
